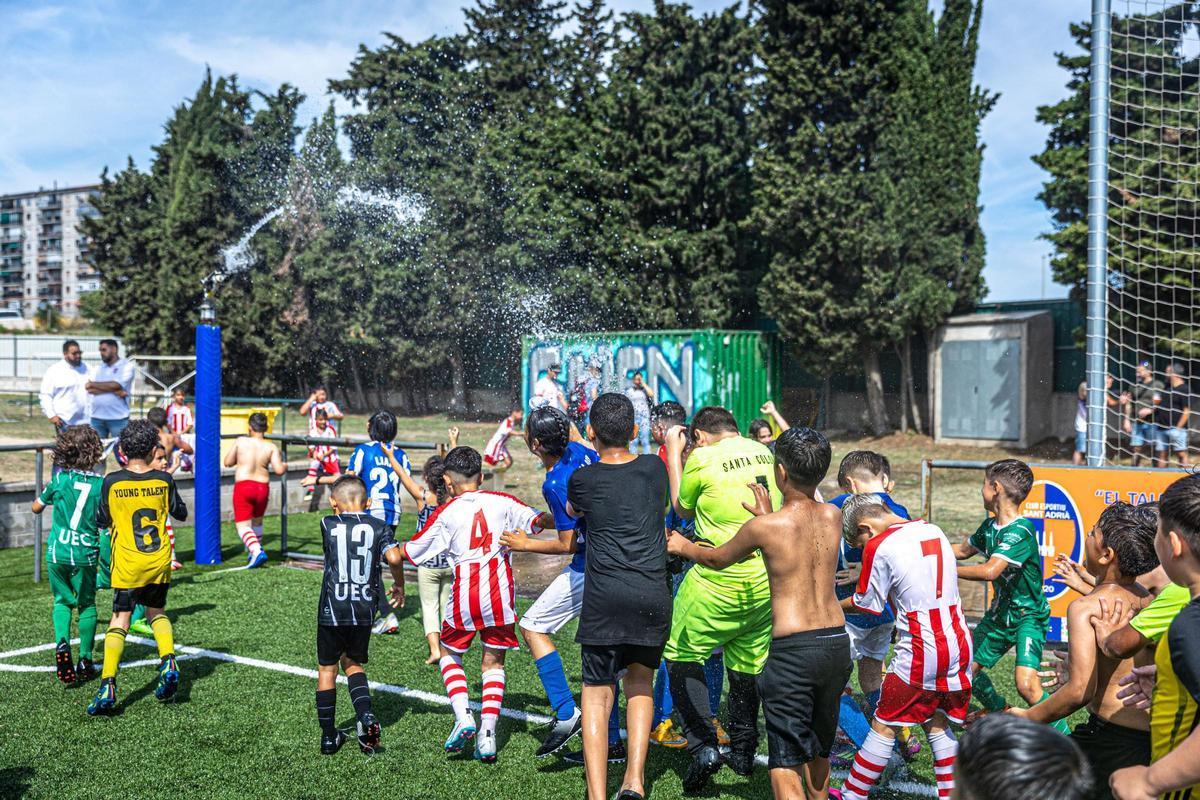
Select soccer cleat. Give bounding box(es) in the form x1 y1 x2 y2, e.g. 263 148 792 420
444 718 477 753
713 717 731 748
616 791 644 800
74 658 96 683
171 559 183 571
563 740 627 765
898 731 922 762
474 731 498 763
129 619 154 637
87 678 117 715
681 745 723 793
650 719 687 749
321 729 348 755
536 707 582 757
724 749 755 777
371 613 399 635
356 711 381 754
54 642 76 685
247 550 269 569
155 654 180 702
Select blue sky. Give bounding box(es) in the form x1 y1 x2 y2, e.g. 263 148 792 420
0 0 1086 301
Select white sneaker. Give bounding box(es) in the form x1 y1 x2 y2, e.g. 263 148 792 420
371 613 399 635
444 717 477 753
474 731 498 763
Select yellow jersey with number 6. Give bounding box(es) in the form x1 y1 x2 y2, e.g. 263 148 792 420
97 468 188 588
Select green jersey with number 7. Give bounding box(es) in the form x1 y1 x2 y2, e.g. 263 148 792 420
39 469 104 566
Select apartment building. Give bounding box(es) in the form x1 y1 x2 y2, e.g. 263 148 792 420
0 184 100 319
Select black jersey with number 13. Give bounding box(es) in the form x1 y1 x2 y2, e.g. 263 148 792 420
318 512 397 626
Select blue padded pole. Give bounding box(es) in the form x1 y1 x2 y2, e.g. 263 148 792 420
195 314 222 564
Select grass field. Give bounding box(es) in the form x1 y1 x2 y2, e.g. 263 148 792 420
0 508 1089 800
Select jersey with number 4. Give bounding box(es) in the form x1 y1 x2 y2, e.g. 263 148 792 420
347 442 411 527
318 512 398 626
851 519 972 692
403 490 542 631
97 468 188 589
39 469 104 565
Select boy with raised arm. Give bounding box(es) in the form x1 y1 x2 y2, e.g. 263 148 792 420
224 412 285 568
836 493 972 800
668 427 850 800
1010 502 1158 799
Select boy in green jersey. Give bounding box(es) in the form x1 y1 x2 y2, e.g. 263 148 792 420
31 425 106 685
953 458 1063 728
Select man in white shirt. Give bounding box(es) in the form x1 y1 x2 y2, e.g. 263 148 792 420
531 363 566 411
87 339 135 440
39 339 89 433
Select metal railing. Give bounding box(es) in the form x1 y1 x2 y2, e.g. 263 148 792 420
0 440 58 584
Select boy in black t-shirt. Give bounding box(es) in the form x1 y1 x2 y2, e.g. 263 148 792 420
314 475 405 756
567 392 671 800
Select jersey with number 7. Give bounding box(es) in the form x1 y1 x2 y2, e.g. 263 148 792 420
403 490 542 631
39 469 104 566
97 468 188 589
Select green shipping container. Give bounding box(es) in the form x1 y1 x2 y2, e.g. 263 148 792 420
520 330 781 432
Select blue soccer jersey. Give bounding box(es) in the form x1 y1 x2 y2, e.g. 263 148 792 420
347 442 411 527
542 441 597 572
829 491 910 629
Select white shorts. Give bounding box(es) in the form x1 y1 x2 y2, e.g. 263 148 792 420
520 568 585 635
846 621 893 662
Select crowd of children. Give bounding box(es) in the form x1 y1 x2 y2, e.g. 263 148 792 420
33 382 1200 800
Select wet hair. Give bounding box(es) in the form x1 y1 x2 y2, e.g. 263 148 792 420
651 401 686 428
1096 501 1160 577
590 392 635 448
955 714 1094 800
52 425 103 471
837 450 891 489
691 406 739 436
248 412 268 433
62 339 79 354
841 493 892 546
146 406 167 429
1160 473 1200 555
526 405 572 459
119 419 161 462
423 456 449 505
985 458 1034 504
444 446 482 481
774 427 831 487
331 474 368 507
367 409 397 443
748 419 771 439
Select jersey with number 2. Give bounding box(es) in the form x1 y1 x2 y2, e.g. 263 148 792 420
403 491 542 631
347 442 410 527
318 512 398 626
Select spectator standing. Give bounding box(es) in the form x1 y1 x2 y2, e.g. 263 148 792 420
625 371 654 455
87 339 134 441
1157 362 1191 468
1074 376 1125 465
1125 361 1165 467
39 340 89 434
531 363 567 411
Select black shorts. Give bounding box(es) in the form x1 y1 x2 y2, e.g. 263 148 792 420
317 624 371 667
757 627 852 769
113 583 169 613
580 642 664 686
1070 713 1151 800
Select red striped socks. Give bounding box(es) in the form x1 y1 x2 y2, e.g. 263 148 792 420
237 523 262 556
481 669 505 737
439 655 471 723
928 729 957 799
842 728 894 799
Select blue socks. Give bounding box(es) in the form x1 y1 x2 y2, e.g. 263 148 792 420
653 659 673 726
609 685 621 746
535 652 576 721
838 693 871 749
703 653 724 716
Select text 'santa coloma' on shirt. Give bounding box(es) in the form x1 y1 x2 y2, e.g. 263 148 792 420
97 468 188 589
1150 595 1200 800
567 454 671 648
677 435 781 584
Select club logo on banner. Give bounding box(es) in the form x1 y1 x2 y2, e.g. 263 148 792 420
1018 465 1187 641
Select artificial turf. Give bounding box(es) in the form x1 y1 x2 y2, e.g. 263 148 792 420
0 513 1065 800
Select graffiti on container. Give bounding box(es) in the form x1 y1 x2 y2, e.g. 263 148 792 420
527 339 696 414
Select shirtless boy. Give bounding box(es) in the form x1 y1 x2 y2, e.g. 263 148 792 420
668 427 850 800
1012 501 1159 799
223 412 285 567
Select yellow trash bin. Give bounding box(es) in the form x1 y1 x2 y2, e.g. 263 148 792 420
219 407 280 463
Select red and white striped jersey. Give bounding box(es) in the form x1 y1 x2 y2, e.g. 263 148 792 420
403 490 542 631
484 418 515 461
308 400 342 434
851 519 972 692
166 402 193 434
307 424 338 461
